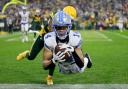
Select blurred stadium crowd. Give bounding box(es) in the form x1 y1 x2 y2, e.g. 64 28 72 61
0 0 128 33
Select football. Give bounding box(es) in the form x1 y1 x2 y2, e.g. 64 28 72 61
54 44 70 60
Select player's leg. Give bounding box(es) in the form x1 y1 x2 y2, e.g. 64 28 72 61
26 29 45 60
43 62 56 85
21 24 25 42
72 51 92 69
27 35 44 60
79 53 92 73
31 22 37 41
24 23 29 42
16 35 44 60
33 32 36 41
33 23 41 41
119 23 124 32
85 53 92 68
16 50 30 61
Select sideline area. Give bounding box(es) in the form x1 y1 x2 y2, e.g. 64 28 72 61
0 84 128 89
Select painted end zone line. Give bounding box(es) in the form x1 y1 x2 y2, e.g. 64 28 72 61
0 84 128 89
95 31 112 41
84 39 112 42
83 31 112 42
106 31 128 39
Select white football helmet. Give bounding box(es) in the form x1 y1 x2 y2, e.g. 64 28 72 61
52 11 72 40
22 6 27 10
22 6 27 13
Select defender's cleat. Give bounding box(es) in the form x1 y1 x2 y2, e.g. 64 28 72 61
85 53 92 68
46 76 53 85
16 50 29 61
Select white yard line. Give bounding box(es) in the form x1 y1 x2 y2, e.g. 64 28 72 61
84 39 112 42
95 31 112 41
6 38 17 42
6 38 34 42
0 84 128 89
106 31 128 39
82 31 112 42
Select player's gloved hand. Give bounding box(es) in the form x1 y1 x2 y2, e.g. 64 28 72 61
51 51 66 63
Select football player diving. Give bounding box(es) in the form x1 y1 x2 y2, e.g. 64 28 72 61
43 11 92 85
16 6 82 85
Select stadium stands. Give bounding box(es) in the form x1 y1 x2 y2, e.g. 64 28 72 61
0 0 128 32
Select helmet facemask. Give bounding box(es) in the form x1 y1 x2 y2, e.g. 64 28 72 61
22 6 27 13
52 11 72 40
53 25 72 40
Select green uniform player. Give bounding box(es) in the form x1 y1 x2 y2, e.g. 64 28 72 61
30 9 42 40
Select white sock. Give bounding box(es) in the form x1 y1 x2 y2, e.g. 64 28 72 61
79 57 88 73
84 57 89 67
25 36 28 42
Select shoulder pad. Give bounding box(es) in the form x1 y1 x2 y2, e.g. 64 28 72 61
44 32 56 50
70 31 82 48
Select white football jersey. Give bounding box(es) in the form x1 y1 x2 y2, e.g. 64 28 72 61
44 30 82 51
44 30 83 74
19 11 29 24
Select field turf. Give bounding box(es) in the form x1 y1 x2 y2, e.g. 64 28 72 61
0 30 128 84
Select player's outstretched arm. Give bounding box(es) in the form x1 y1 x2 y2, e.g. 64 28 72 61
16 35 44 61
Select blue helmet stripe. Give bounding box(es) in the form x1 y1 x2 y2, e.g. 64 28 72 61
58 12 64 23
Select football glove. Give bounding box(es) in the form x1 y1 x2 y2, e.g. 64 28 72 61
51 51 65 63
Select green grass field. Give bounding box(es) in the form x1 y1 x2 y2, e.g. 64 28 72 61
0 30 128 84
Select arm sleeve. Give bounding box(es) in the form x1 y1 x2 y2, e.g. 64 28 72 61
72 50 84 68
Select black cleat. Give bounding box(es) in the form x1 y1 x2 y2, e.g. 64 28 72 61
85 53 92 68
